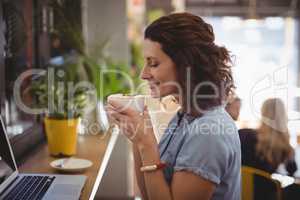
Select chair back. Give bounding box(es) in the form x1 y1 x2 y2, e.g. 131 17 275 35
241 166 282 200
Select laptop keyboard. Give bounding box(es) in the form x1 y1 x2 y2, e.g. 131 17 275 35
2 175 56 200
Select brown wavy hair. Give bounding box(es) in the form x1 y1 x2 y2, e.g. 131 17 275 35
145 12 234 115
256 98 293 168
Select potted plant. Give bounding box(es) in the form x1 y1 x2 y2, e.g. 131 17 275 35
46 0 142 135
29 54 95 156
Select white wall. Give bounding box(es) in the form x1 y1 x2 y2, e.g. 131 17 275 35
82 0 130 63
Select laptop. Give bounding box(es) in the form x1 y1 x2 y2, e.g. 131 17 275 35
0 117 86 200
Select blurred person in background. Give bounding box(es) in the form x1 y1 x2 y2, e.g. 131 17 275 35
50 32 65 58
225 96 241 121
239 98 297 176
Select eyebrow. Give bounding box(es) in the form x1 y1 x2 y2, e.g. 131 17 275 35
146 56 158 61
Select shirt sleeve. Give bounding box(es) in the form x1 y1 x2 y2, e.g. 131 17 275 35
174 117 234 184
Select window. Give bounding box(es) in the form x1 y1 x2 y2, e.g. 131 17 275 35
1 0 48 163
205 16 299 145
1 0 84 162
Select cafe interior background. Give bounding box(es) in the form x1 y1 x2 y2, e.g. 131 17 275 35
1 0 300 199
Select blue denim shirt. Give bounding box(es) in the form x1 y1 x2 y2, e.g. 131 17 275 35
158 106 241 200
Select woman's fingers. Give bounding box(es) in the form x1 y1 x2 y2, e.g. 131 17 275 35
105 105 123 126
105 105 115 118
107 100 129 114
105 105 116 115
111 111 128 123
107 100 139 116
105 105 131 125
105 103 149 142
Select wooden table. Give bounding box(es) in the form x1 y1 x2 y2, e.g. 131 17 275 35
19 133 112 200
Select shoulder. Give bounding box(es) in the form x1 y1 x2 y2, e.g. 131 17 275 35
189 106 238 137
174 106 241 184
180 106 240 159
183 106 241 165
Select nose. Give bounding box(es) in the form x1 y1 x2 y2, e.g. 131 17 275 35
140 65 152 80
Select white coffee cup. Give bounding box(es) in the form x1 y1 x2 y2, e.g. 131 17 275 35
107 94 145 112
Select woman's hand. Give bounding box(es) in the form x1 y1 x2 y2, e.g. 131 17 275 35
105 100 157 148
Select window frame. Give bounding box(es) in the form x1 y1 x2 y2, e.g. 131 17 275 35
1 0 46 166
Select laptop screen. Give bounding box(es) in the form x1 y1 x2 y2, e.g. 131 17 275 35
0 120 17 185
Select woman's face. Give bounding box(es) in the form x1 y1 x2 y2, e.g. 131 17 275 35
140 39 178 98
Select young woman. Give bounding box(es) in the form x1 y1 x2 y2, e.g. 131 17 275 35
107 12 241 200
239 98 297 175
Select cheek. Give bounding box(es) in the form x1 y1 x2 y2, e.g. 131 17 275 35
159 74 178 93
152 66 177 83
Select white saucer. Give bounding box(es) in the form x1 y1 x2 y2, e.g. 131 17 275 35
50 158 93 172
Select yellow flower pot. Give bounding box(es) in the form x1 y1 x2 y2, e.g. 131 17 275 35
44 117 79 156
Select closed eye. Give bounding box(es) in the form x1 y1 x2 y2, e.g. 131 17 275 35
146 57 159 68
148 63 159 68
